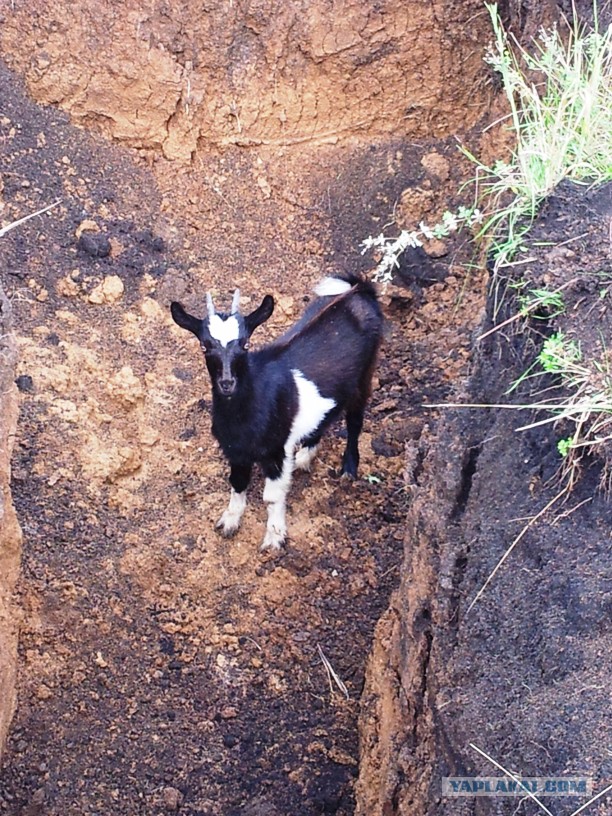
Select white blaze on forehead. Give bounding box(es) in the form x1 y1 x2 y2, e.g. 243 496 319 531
208 314 240 347
314 276 352 297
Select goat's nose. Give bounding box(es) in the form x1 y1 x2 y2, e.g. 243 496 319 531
219 378 236 395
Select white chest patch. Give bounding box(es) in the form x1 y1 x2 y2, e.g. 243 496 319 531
288 370 335 451
208 314 240 347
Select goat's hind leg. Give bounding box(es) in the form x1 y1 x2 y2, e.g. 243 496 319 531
341 405 365 478
216 463 252 538
341 354 377 478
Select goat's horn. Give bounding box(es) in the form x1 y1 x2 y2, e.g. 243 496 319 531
206 292 215 319
231 288 241 314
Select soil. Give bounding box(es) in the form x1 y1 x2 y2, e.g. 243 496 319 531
0 58 483 816
0 281 21 758
356 183 612 815
0 0 492 160
2 2 610 815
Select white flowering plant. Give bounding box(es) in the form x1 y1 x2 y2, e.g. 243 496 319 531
361 206 483 284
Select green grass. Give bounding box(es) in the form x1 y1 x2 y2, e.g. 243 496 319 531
516 332 612 492
364 4 612 286
365 3 612 500
456 3 612 495
420 4 612 609
516 286 566 319
467 2 612 274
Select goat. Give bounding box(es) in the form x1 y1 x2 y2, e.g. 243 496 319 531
170 274 382 551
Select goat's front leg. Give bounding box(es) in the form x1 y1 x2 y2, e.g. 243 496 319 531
261 450 293 551
216 463 252 538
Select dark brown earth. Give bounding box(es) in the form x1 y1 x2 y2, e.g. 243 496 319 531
357 183 612 815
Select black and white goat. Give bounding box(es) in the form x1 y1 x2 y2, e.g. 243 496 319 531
171 274 382 551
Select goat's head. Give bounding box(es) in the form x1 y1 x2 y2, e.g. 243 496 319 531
171 290 274 397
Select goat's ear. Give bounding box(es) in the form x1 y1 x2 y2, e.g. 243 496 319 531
244 295 274 335
171 302 202 337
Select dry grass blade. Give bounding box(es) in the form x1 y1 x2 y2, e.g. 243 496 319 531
317 644 349 700
469 743 555 816
0 200 61 239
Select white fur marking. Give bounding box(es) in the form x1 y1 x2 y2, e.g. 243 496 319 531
263 466 292 505
262 459 292 550
314 277 352 297
208 314 240 347
295 444 318 472
260 372 334 550
261 493 288 551
289 371 335 448
217 488 247 536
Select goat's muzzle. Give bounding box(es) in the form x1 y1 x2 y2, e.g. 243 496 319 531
218 378 237 397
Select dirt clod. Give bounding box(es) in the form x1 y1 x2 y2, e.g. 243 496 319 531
162 787 182 810
78 232 111 258
87 274 124 304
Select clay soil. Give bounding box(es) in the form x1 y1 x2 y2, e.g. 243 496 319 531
0 63 483 816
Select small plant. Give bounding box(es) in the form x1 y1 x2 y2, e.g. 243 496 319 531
517 286 566 319
538 331 582 374
465 3 612 273
514 332 612 491
362 206 483 285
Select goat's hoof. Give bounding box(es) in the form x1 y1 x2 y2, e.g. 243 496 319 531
215 516 240 538
260 528 286 552
340 468 357 480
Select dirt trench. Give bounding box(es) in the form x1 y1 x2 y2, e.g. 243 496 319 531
2 1 610 815
0 1 491 813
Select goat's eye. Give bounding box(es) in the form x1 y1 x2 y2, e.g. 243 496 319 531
242 341 250 350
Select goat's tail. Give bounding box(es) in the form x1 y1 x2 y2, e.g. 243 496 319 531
314 273 378 302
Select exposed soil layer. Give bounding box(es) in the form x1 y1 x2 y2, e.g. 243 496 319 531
357 182 612 815
0 0 492 161
0 59 484 815
0 283 21 760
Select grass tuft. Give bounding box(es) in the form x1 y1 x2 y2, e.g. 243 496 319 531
468 2 612 273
